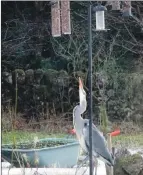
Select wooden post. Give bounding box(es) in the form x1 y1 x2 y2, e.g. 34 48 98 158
106 133 114 175
61 0 71 34
51 1 61 37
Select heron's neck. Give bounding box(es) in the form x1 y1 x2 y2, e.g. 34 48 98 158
73 105 84 131
79 98 87 114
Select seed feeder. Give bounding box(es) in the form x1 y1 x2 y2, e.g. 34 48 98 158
93 4 107 31
51 1 61 37
51 1 71 37
122 1 132 17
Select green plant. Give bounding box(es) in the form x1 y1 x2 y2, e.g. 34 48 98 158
99 102 109 134
112 133 143 148
2 131 67 145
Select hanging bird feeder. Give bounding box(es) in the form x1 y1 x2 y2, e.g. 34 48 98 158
51 1 61 37
61 0 71 35
51 0 71 37
93 4 107 31
122 1 132 17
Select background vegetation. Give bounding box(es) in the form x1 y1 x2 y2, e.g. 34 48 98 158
1 1 143 132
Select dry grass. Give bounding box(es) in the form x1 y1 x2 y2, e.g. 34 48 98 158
1 108 74 145
112 133 143 148
119 121 143 134
2 108 143 148
1 107 73 132
111 121 143 148
1 106 26 131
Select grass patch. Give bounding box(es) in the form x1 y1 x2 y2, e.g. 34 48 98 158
112 133 143 148
2 130 143 149
2 131 68 145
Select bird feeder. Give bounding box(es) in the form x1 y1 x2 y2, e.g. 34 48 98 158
51 1 71 37
61 0 71 35
122 1 132 17
93 4 107 31
51 1 61 37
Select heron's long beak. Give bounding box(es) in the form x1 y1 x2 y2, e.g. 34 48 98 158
79 77 83 90
78 77 87 113
79 77 85 100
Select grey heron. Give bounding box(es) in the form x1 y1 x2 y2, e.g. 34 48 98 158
73 77 114 172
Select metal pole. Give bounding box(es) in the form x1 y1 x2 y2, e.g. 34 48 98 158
88 3 93 175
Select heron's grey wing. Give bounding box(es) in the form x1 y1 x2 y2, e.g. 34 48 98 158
83 122 114 165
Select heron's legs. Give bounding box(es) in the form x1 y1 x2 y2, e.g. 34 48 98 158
92 158 98 175
75 155 89 175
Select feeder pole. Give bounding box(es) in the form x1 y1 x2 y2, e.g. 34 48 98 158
88 2 93 175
